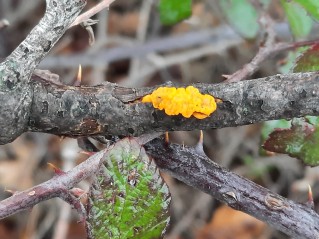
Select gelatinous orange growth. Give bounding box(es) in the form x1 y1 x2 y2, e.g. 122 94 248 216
142 86 217 119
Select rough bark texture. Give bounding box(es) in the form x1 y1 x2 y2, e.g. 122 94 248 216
26 72 319 140
0 0 86 144
145 138 319 239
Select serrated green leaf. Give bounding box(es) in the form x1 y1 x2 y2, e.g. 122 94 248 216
292 0 319 21
159 0 192 25
263 119 319 166
281 0 313 38
219 0 259 39
86 138 170 239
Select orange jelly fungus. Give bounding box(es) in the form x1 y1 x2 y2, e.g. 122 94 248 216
142 86 217 119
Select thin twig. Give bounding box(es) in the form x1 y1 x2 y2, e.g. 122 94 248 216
224 38 319 83
224 1 318 83
70 0 117 28
224 11 276 82
0 149 106 219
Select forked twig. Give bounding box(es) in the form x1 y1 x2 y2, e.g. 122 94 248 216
70 0 117 28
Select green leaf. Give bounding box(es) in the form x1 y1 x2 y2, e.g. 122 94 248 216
260 119 291 155
277 47 308 74
159 0 192 25
86 138 170 239
219 0 259 39
292 0 319 21
278 52 298 74
263 119 319 166
261 120 292 141
267 45 319 163
293 44 319 72
281 0 313 38
305 115 319 126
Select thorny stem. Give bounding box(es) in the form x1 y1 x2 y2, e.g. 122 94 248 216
0 149 106 219
145 138 319 239
26 72 319 139
0 138 318 239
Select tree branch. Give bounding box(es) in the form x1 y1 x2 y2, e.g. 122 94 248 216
24 72 319 141
1 137 318 239
0 0 86 144
145 138 319 239
0 148 105 219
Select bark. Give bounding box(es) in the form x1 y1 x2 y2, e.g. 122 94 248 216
25 72 319 140
0 0 86 144
145 138 319 239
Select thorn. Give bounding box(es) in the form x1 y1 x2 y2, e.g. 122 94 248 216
199 130 203 144
165 132 169 144
0 19 9 30
4 188 16 195
215 98 223 103
70 188 86 198
79 150 96 156
77 137 99 152
307 184 315 209
222 74 230 79
47 163 65 175
195 130 206 156
74 65 82 86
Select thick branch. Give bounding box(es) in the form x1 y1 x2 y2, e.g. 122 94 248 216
26 72 319 139
0 0 86 144
145 138 319 239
